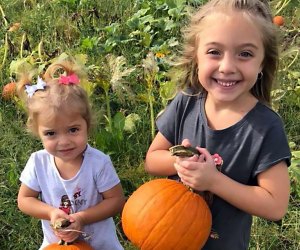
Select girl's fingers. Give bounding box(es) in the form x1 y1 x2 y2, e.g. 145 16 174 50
197 154 205 162
181 138 191 147
196 147 214 164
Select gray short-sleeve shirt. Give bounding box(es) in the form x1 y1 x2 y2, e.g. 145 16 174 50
156 91 291 250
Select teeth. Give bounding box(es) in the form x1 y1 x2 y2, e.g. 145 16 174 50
217 80 237 87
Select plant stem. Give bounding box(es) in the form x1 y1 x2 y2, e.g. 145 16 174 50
38 39 44 62
148 88 155 140
275 0 291 15
20 33 26 58
0 33 8 70
0 4 8 27
105 90 112 133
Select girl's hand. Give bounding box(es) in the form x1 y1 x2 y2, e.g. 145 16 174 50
54 213 84 243
49 208 73 228
174 147 219 191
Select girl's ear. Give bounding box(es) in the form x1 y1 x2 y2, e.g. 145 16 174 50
259 63 264 74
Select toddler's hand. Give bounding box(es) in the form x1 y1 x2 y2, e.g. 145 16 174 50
49 208 73 228
55 213 84 243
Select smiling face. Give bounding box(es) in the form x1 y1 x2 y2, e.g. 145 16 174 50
196 11 265 105
37 110 88 165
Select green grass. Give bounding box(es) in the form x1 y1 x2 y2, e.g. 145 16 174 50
0 0 299 249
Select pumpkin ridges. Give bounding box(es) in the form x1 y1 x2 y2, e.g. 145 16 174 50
155 190 198 249
170 189 211 250
175 193 208 249
141 184 190 249
134 180 187 247
183 195 211 249
122 179 181 245
122 179 212 250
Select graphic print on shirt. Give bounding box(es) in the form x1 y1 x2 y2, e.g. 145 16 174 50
59 194 73 214
59 187 87 214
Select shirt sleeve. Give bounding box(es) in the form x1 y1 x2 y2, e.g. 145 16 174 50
19 153 41 192
156 93 184 145
253 119 291 177
95 156 121 193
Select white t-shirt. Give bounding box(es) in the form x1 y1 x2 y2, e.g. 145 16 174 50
19 144 123 250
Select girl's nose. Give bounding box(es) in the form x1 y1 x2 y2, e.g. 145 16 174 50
219 54 237 74
58 135 70 145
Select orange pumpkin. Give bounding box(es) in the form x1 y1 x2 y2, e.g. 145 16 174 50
122 179 212 250
43 240 93 250
273 15 284 26
2 82 16 100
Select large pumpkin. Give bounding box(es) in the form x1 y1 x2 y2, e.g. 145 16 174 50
43 240 93 250
122 179 212 250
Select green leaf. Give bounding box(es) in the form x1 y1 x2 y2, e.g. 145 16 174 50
9 58 34 75
81 38 94 50
124 113 141 132
159 81 177 106
166 0 185 9
103 23 120 34
141 32 153 47
112 112 125 141
292 150 300 159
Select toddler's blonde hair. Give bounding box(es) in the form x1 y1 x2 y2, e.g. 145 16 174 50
17 56 93 136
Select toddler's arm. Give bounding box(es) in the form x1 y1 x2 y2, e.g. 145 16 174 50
18 183 70 221
73 183 125 226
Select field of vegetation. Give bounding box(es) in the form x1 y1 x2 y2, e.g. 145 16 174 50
0 0 299 249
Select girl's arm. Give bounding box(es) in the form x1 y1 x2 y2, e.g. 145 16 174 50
56 183 125 243
145 132 177 176
176 148 290 221
74 183 125 225
18 183 66 220
210 161 290 221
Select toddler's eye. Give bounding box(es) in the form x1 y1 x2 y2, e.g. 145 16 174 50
69 127 79 133
44 131 55 136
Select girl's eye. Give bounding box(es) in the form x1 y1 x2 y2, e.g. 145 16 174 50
69 127 79 133
240 51 253 58
44 131 55 136
207 49 220 56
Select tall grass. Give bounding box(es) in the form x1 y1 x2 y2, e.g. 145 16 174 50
0 0 299 249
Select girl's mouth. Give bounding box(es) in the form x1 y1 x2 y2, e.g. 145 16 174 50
216 80 238 87
59 148 74 153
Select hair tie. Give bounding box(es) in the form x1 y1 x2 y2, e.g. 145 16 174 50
58 73 80 85
25 76 47 97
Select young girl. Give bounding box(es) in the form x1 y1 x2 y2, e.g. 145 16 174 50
17 57 125 249
145 0 291 249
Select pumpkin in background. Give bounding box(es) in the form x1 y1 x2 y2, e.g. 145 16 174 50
122 179 212 250
43 240 93 250
273 15 284 26
2 82 16 100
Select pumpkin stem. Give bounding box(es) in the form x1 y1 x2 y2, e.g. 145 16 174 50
59 240 71 245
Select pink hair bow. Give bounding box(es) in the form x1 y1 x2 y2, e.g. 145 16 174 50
59 73 80 85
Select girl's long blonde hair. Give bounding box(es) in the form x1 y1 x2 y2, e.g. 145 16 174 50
175 0 278 105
